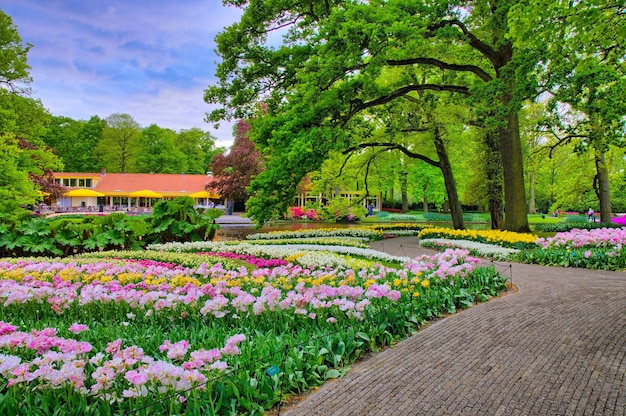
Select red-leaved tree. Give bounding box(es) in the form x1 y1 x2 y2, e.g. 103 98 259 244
208 120 263 203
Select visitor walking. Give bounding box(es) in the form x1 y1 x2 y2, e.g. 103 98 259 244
588 208 595 222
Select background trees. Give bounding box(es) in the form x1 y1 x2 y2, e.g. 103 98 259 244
95 113 141 173
42 114 221 176
510 0 626 222
135 124 186 174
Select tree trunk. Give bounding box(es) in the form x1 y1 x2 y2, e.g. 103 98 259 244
399 171 409 212
434 126 465 229
422 194 429 212
595 151 611 222
500 110 531 232
528 171 537 214
484 127 503 229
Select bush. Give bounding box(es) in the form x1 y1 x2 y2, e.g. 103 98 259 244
533 221 621 233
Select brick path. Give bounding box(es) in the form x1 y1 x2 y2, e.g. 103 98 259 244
280 237 626 416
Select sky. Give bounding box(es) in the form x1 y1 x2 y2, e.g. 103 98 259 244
2 0 242 148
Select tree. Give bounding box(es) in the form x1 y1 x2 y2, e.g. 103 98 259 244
410 162 446 212
341 95 468 229
176 128 221 174
95 113 141 173
208 120 263 203
207 0 534 231
510 0 626 222
0 9 31 94
136 124 186 173
0 11 62 213
73 116 106 172
41 115 104 172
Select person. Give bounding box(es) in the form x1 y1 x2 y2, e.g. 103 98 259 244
367 203 373 217
588 208 595 222
227 200 233 215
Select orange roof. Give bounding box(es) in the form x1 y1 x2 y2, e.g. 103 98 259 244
52 172 218 198
94 173 215 197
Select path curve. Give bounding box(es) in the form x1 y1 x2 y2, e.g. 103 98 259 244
280 237 626 416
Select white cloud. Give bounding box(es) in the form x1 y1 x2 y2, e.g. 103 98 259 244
3 0 243 146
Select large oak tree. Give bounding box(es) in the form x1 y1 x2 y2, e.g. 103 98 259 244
207 0 537 230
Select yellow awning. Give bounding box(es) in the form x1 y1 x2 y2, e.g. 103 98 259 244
189 191 219 199
64 189 105 197
129 189 163 198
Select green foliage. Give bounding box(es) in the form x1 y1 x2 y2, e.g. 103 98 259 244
533 221 621 233
0 10 32 91
41 116 105 172
512 247 626 271
0 199 223 257
177 128 221 174
319 198 366 223
136 124 187 174
208 0 534 231
94 113 141 173
149 197 223 244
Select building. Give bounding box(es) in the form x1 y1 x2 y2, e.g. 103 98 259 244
46 171 220 213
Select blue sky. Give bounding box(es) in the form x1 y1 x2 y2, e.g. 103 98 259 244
2 1 242 147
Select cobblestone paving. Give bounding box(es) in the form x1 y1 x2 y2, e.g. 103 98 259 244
280 237 626 416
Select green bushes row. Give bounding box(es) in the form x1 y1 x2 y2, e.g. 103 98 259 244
533 221 621 233
0 197 222 258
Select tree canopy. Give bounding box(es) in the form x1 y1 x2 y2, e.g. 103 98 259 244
206 0 538 230
0 9 31 93
0 10 62 214
208 120 263 202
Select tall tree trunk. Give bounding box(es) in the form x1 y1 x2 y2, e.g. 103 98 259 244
484 127 503 229
500 110 531 232
434 126 465 230
422 194 429 212
595 151 611 222
528 171 537 214
399 170 409 212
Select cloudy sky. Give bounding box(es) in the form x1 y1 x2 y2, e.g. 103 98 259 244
2 1 242 147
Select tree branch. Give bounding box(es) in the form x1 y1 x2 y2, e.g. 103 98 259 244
342 84 468 124
427 19 501 68
386 57 493 82
342 142 440 167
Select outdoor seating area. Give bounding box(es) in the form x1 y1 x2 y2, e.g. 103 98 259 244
36 204 154 215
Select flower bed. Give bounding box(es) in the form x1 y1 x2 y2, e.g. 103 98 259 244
420 238 519 259
511 227 626 270
418 227 539 249
0 246 507 414
247 227 384 241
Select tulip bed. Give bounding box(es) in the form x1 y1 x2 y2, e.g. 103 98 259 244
418 227 539 249
0 242 507 415
513 227 626 270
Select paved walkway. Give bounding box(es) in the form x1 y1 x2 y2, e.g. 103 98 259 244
281 237 626 416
